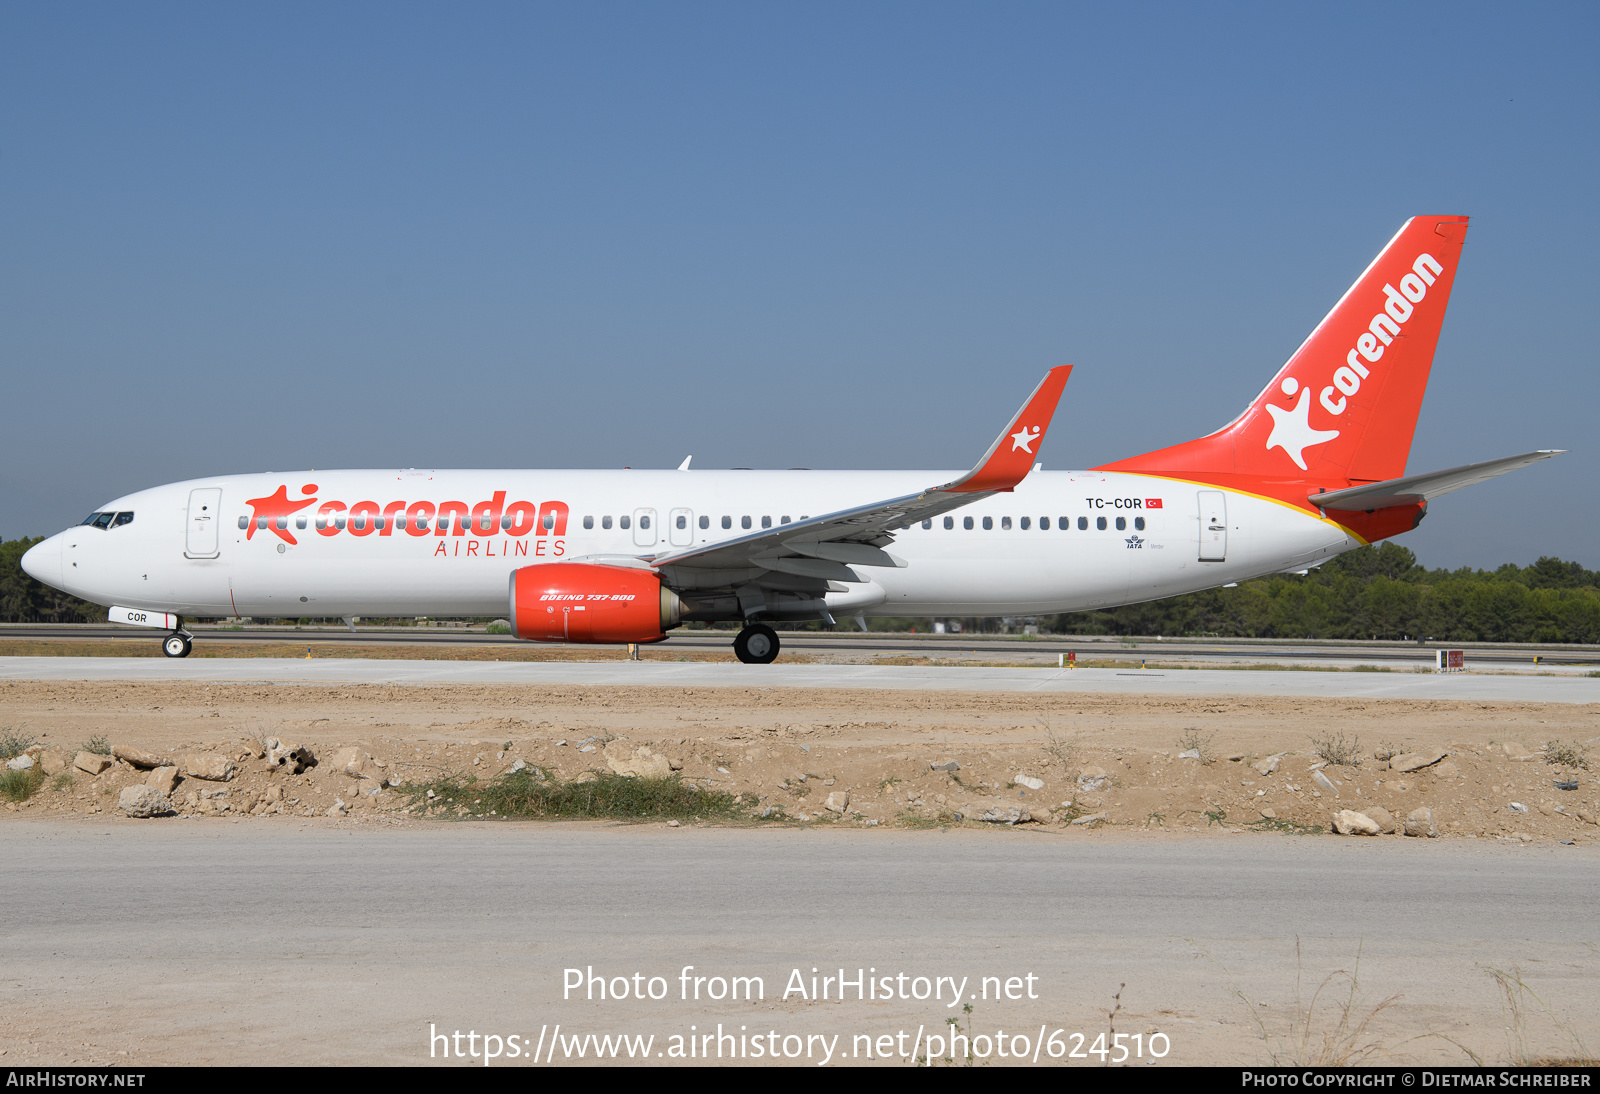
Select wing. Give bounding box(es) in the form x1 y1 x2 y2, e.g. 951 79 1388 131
1311 450 1563 512
648 366 1071 615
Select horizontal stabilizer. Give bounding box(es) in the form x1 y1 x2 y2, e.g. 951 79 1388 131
1312 450 1564 511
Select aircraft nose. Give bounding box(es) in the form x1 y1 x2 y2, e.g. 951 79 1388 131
21 536 62 587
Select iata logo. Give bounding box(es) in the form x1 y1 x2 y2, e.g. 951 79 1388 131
243 486 570 558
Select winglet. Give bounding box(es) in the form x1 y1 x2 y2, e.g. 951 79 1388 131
945 365 1072 493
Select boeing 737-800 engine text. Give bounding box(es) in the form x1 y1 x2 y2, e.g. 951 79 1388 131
21 216 1563 662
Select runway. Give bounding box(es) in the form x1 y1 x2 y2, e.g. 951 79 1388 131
2 654 1597 702
4 623 1598 669
1 821 1594 1066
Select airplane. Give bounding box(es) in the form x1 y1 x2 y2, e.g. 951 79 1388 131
21 214 1562 663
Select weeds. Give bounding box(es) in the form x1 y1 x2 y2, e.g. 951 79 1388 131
1310 732 1363 767
1176 727 1217 765
1041 722 1080 767
402 767 754 821
1351 664 1393 673
1214 938 1398 1066
51 773 74 792
1373 740 1405 762
1247 815 1326 835
80 735 111 757
1 767 44 803
1544 740 1590 771
0 729 36 761
1471 965 1596 1066
1204 807 1227 826
897 810 963 830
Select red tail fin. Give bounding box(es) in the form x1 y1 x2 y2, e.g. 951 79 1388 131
1099 216 1468 485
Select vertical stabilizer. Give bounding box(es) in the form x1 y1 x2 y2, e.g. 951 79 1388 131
1099 216 1468 485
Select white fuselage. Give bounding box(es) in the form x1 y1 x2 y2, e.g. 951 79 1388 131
23 468 1360 622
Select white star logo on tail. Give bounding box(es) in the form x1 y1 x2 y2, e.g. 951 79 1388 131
1264 379 1339 471
1011 425 1041 453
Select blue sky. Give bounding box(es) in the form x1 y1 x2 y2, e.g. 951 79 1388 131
2 3 1595 567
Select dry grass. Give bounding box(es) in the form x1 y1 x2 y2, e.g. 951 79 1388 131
1310 731 1363 767
1543 740 1590 771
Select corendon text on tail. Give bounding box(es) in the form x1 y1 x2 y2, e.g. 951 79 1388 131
22 215 1563 663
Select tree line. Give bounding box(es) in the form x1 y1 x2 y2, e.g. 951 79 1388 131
1045 543 1600 643
3 533 1598 642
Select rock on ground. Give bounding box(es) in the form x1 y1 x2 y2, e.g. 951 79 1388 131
181 754 238 781
1362 805 1397 834
145 766 180 795
1404 807 1438 838
1391 750 1448 773
73 752 111 775
1332 810 1381 836
118 785 173 818
112 743 170 769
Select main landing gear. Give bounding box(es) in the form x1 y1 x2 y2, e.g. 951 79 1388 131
162 632 193 658
733 623 779 665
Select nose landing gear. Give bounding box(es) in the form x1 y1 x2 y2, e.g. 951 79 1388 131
733 623 779 665
162 632 193 658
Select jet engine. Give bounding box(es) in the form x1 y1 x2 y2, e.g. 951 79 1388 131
509 563 682 643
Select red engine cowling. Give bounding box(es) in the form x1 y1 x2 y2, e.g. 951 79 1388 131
509 563 682 643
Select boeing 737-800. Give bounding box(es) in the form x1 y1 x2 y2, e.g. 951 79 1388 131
21 215 1561 662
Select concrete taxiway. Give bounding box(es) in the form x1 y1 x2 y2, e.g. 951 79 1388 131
2 655 1597 702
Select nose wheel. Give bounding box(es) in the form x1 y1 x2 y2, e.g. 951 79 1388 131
162 633 193 658
733 623 779 664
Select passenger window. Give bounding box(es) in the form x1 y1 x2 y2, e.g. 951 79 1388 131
982 516 993 530
761 516 772 528
239 516 249 530
722 516 732 529
1096 516 1106 530
414 516 429 530
335 514 347 530
1039 517 1050 530
780 516 790 524
943 516 954 529
676 514 686 529
963 516 974 530
113 512 134 527
639 515 650 530
1078 517 1088 530
699 515 709 529
1001 516 1011 530
1019 517 1030 530
1135 516 1145 531
583 515 594 530
1116 516 1126 530
276 515 289 530
620 515 631 530
741 516 752 529
602 515 613 529
296 516 307 530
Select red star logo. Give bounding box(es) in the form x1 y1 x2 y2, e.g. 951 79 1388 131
244 485 318 545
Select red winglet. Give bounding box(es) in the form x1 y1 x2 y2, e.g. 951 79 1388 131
947 365 1072 493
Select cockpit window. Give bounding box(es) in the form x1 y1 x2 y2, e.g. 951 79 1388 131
112 512 134 527
84 512 114 529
